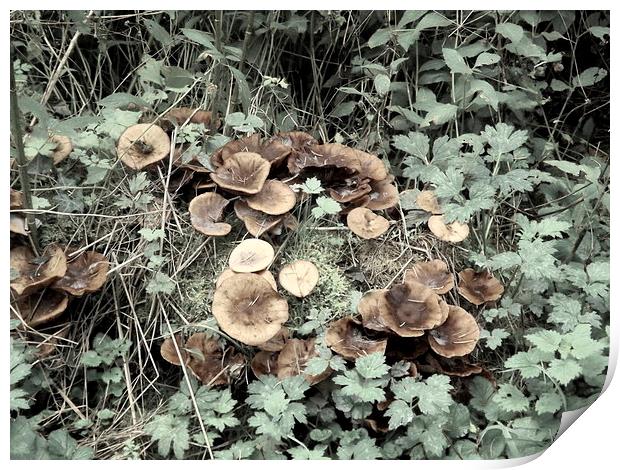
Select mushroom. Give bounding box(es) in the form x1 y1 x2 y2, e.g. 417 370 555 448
234 200 284 237
164 107 214 126
160 334 187 366
346 207 390 239
10 189 28 236
228 238 275 273
328 178 372 203
325 317 387 360
278 260 319 298
256 326 289 352
10 189 24 209
457 268 504 305
427 215 469 243
14 290 69 328
403 259 454 295
277 338 331 385
189 192 232 237
211 134 290 168
210 152 271 194
385 335 429 362
185 333 245 386
357 289 392 333
117 123 171 170
267 131 318 151
34 324 71 359
251 350 280 377
10 245 67 296
52 251 109 297
385 281 445 331
365 177 399 210
427 305 480 357
216 267 277 291
212 272 289 346
49 135 73 165
416 190 442 214
418 353 483 377
246 180 297 215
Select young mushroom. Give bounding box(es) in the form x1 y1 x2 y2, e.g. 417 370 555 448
228 238 275 273
457 268 505 305
210 152 271 194
160 334 187 366
347 207 390 239
427 215 469 243
278 260 319 298
365 177 399 210
246 180 297 215
256 326 289 352
211 134 290 168
189 192 232 237
325 316 388 360
404 259 454 295
52 251 109 297
251 350 280 377
427 305 480 358
10 245 67 296
117 123 171 170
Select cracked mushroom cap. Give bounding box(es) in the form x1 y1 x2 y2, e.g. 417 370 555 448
234 200 284 237
277 337 331 385
189 192 232 237
457 269 505 305
228 239 275 273
212 273 289 346
14 290 69 328
256 326 289 352
246 180 297 215
49 135 73 165
428 305 480 357
278 260 319 298
404 259 454 295
185 333 245 386
160 334 187 366
212 134 291 168
428 215 469 243
216 267 277 291
358 289 392 333
251 350 280 377
11 245 67 296
117 123 171 170
52 251 109 297
347 207 390 239
325 317 388 361
365 177 399 210
385 281 445 331
416 190 442 214
211 151 271 194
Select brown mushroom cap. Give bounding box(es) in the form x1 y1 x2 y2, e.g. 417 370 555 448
418 353 483 377
212 134 291 168
328 177 372 204
49 135 73 165
185 333 245 386
228 238 275 273
404 259 454 295
365 177 399 210
457 268 505 305
256 326 289 352
14 290 69 328
10 215 27 236
385 281 445 331
277 338 331 385
385 335 430 362
11 245 67 296
10 189 24 209
52 251 109 297
428 305 480 357
189 192 232 237
160 334 187 366
358 289 393 333
428 215 469 243
278 260 319 298
34 324 71 359
164 107 214 126
234 200 284 237
246 180 297 215
212 273 289 346
251 350 280 377
117 123 171 170
211 151 271 194
416 190 442 214
267 131 318 151
216 267 277 291
325 317 388 361
347 207 390 239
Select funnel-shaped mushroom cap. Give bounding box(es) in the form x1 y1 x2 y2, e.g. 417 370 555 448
52 251 109 296
365 177 399 210
277 338 331 385
428 305 480 358
15 290 69 328
347 207 390 239
185 333 245 385
416 190 442 214
212 134 291 168
117 123 171 170
428 215 469 243
212 273 289 346
216 268 277 291
404 259 454 295
385 281 445 331
211 152 270 194
246 180 296 215
358 289 392 333
418 353 483 377
329 178 372 203
457 269 504 305
234 200 284 237
228 239 275 273
256 326 289 352
164 107 214 126
251 350 280 377
189 192 232 237
11 245 67 296
160 334 187 366
278 260 319 298
326 317 388 360
49 135 73 165
267 131 318 150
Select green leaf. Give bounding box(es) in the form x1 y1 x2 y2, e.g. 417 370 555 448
496 22 524 44
504 351 544 379
385 399 414 430
545 159 585 176
355 353 390 379
367 28 392 48
535 392 563 414
225 112 246 127
180 28 216 49
493 383 529 412
392 132 429 161
331 101 357 118
572 67 608 87
474 52 501 68
144 414 190 459
526 330 563 353
312 196 342 218
442 48 472 75
373 74 391 96
486 328 509 350
143 19 173 47
546 358 582 385
146 272 175 295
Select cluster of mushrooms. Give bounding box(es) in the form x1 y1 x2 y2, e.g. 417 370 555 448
415 189 470 243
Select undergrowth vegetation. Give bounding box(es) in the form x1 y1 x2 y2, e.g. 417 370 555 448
9 10 609 460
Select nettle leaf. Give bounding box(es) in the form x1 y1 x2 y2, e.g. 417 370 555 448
493 383 529 412
385 399 414 430
525 330 562 353
354 353 390 379
496 22 524 44
546 358 582 385
565 324 606 360
442 48 472 74
535 391 563 414
504 351 543 379
572 67 608 88
474 52 501 68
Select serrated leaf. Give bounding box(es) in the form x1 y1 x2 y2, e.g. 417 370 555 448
493 383 529 412
373 74 391 96
526 330 562 353
385 399 414 430
355 353 390 379
546 358 582 385
442 48 472 75
496 23 524 44
474 52 501 68
535 392 563 414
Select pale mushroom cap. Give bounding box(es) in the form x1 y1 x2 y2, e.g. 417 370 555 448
52 251 109 297
228 239 275 273
15 290 69 328
416 190 443 214
365 178 399 210
189 192 232 237
216 267 277 291
428 215 469 243
50 135 73 165
212 273 289 346
210 152 271 194
404 259 455 295
428 305 480 358
10 215 27 236
117 123 171 170
325 316 387 361
358 289 392 333
11 245 67 296
347 207 390 239
212 134 290 168
278 260 319 298
246 180 297 215
234 200 284 237
457 268 505 305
